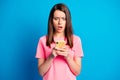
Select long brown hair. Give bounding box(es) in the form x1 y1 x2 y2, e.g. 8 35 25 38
46 3 73 48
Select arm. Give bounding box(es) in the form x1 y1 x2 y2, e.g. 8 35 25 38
65 55 82 76
38 49 57 76
56 48 82 76
38 54 53 76
65 36 83 76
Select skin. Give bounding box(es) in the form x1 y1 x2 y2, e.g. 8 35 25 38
38 10 82 76
53 10 66 35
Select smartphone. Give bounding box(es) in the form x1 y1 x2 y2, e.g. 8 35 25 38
55 40 65 49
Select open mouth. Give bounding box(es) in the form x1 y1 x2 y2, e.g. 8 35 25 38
58 26 63 30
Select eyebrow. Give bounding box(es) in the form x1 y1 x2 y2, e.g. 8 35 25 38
53 16 66 18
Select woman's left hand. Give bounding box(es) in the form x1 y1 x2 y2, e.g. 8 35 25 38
55 47 69 58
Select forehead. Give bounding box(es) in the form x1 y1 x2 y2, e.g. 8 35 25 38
53 10 66 17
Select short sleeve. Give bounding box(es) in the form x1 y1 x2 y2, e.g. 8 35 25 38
35 38 45 58
73 36 84 58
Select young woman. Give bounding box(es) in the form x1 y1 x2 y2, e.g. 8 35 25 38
36 3 84 80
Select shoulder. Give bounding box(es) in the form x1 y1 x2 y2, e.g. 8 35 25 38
73 35 81 41
39 35 47 41
38 35 47 44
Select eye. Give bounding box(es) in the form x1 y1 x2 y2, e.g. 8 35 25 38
62 17 66 20
53 17 59 20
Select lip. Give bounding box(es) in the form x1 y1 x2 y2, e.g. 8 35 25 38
58 26 63 30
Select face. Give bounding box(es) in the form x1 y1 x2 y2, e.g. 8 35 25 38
53 10 66 34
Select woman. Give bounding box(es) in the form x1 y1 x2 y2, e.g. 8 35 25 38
36 3 84 80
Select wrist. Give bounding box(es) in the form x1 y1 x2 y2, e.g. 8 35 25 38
50 53 54 58
64 54 69 60
65 54 73 61
50 52 57 59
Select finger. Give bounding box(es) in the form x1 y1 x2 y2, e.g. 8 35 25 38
57 51 68 56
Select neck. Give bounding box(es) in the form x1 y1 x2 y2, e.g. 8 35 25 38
54 32 65 38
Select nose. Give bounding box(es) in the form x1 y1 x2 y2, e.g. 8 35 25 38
58 19 62 25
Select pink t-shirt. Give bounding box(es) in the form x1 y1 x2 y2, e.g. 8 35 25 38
35 35 84 80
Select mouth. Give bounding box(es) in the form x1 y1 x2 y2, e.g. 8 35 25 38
58 26 63 30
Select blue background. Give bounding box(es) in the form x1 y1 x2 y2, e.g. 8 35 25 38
0 0 120 80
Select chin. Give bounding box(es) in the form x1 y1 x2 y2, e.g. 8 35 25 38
57 30 64 33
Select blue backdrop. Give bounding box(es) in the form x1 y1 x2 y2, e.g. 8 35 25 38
0 0 120 80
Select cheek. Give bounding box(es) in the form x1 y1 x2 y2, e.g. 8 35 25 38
63 21 66 27
53 22 58 30
53 20 58 26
